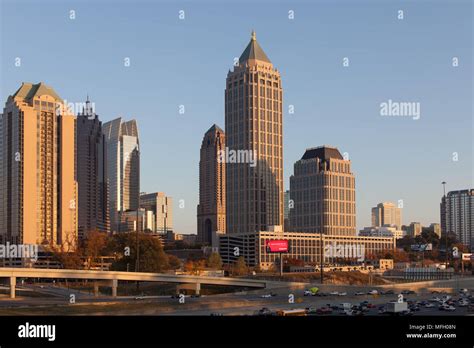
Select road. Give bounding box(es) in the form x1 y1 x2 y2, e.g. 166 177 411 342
0 282 471 316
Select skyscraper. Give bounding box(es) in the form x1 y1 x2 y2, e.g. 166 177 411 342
441 189 474 250
289 146 356 236
225 31 283 234
140 192 173 234
197 124 226 244
103 117 140 232
0 82 78 248
371 202 402 229
76 97 110 240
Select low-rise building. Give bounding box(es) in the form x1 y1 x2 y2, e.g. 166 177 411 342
219 231 395 270
359 225 405 239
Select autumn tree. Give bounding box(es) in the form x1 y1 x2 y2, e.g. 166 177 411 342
207 252 223 269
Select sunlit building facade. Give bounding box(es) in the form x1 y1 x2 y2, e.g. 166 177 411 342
225 31 284 234
0 82 78 248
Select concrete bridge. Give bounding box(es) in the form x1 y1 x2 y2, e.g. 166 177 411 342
0 268 267 298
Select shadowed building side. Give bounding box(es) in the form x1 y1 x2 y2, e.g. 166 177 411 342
76 97 110 240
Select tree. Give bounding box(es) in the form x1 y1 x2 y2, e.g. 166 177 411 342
108 232 170 273
232 256 248 276
83 230 107 269
207 252 223 269
168 255 182 270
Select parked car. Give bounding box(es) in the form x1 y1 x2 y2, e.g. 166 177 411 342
368 290 378 295
255 307 274 316
316 307 333 315
355 291 365 296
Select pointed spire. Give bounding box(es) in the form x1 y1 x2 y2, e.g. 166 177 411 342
239 30 271 64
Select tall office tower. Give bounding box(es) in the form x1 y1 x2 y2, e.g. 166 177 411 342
197 124 226 244
103 117 139 232
76 97 110 240
371 202 402 229
441 189 474 250
225 31 283 234
140 192 173 234
0 82 78 248
289 146 356 236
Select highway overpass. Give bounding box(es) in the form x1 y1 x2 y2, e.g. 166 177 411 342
0 268 267 299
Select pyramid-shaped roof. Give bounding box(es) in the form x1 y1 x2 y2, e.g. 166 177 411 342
239 31 271 64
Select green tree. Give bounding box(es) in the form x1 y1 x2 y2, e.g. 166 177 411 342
207 252 223 269
108 232 170 273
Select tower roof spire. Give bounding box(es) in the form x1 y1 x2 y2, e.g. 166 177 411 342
238 30 271 64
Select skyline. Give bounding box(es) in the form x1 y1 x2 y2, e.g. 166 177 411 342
1 0 472 234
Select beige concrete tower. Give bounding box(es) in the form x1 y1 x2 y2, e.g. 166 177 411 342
0 82 78 249
225 31 284 234
289 146 356 236
197 125 226 244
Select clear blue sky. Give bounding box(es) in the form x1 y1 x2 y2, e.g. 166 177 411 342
1 0 472 234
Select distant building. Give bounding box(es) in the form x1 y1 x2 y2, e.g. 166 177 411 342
441 189 474 250
405 222 423 237
120 209 155 232
371 202 402 229
76 97 110 240
359 226 405 239
103 118 140 232
0 82 77 248
197 125 226 244
429 223 441 238
140 192 173 234
289 146 356 236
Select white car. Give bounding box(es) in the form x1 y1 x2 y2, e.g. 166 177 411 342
355 292 365 296
424 303 435 308
458 300 469 307
338 292 347 296
261 294 272 298
329 291 339 296
368 290 378 295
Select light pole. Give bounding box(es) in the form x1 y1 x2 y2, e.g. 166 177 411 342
442 181 448 269
135 147 140 292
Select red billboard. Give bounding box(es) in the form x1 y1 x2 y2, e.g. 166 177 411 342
266 240 289 253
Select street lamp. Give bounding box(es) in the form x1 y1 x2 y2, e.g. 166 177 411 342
442 181 448 268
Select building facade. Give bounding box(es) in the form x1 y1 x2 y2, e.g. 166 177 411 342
219 231 395 270
103 117 140 232
140 192 173 234
371 202 402 229
197 124 226 244
0 82 78 248
76 97 110 240
225 31 284 234
289 146 356 236
441 189 474 250
405 222 423 237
